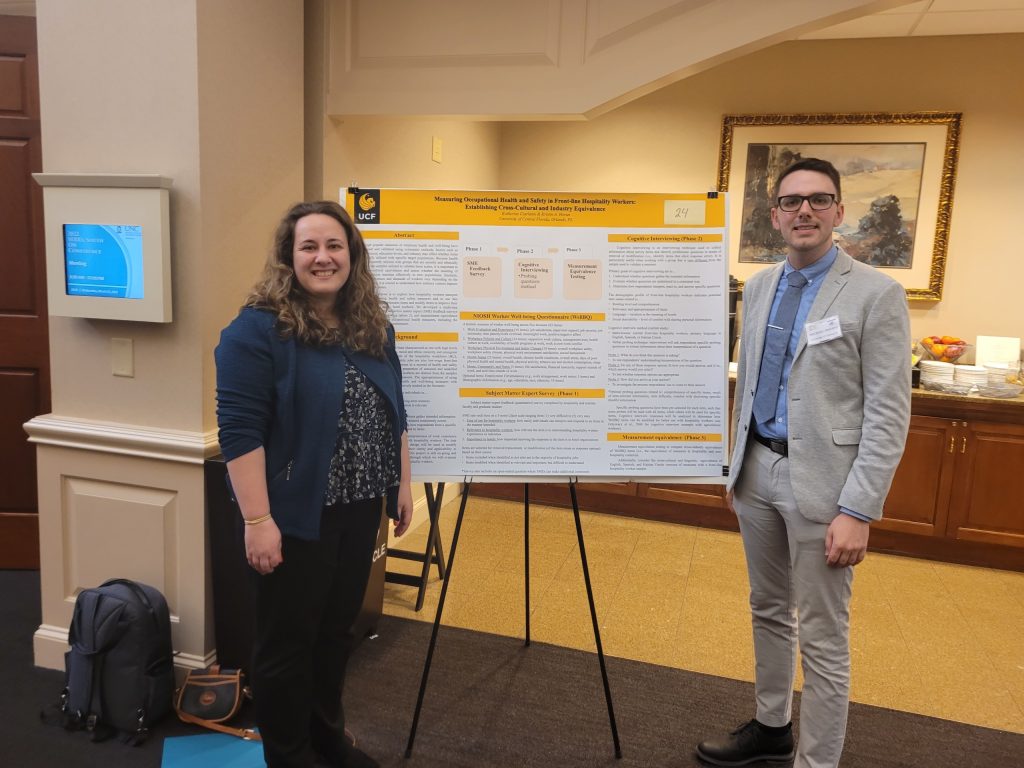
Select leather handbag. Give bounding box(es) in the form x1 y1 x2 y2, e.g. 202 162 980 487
174 665 260 740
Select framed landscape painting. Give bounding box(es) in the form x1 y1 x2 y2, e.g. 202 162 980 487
717 112 961 301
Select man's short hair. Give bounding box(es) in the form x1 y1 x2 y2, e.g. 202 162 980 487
775 157 842 201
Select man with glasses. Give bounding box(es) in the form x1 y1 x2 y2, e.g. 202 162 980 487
696 158 911 768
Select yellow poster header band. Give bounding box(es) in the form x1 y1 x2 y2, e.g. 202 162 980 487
608 233 722 243
461 388 606 399
347 189 725 229
460 311 605 322
395 332 459 342
362 231 459 240
607 433 723 442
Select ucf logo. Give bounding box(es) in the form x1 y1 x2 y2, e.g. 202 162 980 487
355 189 381 224
372 542 387 563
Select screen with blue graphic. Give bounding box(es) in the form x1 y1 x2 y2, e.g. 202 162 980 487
63 224 144 299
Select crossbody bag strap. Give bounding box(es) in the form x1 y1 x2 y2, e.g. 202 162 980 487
175 708 261 741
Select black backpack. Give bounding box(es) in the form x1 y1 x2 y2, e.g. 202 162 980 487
59 578 175 744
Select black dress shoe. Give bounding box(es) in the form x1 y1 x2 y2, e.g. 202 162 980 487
696 719 795 766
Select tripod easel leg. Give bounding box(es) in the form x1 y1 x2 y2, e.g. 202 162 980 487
404 479 472 758
524 483 531 647
569 480 623 759
413 482 447 610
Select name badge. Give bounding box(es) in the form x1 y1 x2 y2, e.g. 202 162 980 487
805 315 842 346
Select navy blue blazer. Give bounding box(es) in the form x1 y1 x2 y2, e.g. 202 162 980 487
215 307 407 540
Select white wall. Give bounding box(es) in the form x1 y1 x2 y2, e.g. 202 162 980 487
497 34 1024 351
323 118 502 199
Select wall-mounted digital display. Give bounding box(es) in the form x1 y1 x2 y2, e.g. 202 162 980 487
35 173 173 322
63 224 145 299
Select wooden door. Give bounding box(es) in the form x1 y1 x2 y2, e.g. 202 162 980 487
945 420 1024 549
877 415 958 536
0 14 48 569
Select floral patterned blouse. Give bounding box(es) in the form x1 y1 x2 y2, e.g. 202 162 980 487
323 362 399 507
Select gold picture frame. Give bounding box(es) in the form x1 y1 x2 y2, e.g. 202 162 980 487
717 112 962 302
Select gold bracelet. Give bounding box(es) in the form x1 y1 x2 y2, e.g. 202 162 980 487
243 513 273 526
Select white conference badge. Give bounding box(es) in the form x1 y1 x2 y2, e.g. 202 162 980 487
805 315 843 346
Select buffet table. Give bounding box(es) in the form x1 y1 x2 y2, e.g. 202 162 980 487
477 387 1024 571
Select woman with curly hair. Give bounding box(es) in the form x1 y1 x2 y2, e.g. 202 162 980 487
216 200 412 768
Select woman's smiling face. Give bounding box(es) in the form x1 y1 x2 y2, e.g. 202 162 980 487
292 213 351 313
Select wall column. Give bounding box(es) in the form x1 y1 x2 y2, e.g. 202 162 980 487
27 0 304 671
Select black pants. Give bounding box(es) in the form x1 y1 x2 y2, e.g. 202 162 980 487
252 497 383 768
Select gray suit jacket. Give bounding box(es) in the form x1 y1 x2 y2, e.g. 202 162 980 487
728 248 911 523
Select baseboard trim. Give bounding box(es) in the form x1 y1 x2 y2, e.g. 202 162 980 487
34 623 216 674
33 624 69 671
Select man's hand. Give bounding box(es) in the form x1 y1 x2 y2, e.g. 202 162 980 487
825 514 869 567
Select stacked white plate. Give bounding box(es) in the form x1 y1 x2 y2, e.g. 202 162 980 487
954 365 988 389
984 362 1018 386
919 360 955 388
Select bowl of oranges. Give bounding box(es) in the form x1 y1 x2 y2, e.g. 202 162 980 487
918 335 970 364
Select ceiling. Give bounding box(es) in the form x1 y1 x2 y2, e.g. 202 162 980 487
2 0 1022 36
803 0 1024 38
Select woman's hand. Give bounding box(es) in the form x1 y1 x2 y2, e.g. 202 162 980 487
245 518 283 574
227 448 283 573
394 430 413 537
393 482 413 537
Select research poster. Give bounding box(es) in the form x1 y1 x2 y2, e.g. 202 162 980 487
344 188 730 482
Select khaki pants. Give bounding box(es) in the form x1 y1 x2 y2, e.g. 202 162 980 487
734 441 854 768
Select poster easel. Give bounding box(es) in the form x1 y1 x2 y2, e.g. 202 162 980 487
404 479 622 759
385 482 447 611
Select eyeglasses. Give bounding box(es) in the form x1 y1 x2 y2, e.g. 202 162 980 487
775 193 838 212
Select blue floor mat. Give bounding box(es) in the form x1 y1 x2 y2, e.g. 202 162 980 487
161 732 264 767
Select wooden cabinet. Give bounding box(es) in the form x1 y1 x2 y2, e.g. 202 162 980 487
639 482 725 507
880 416 1024 550
476 390 1024 571
877 415 958 537
946 419 1024 548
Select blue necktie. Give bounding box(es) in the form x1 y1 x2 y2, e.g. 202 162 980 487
752 270 808 426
